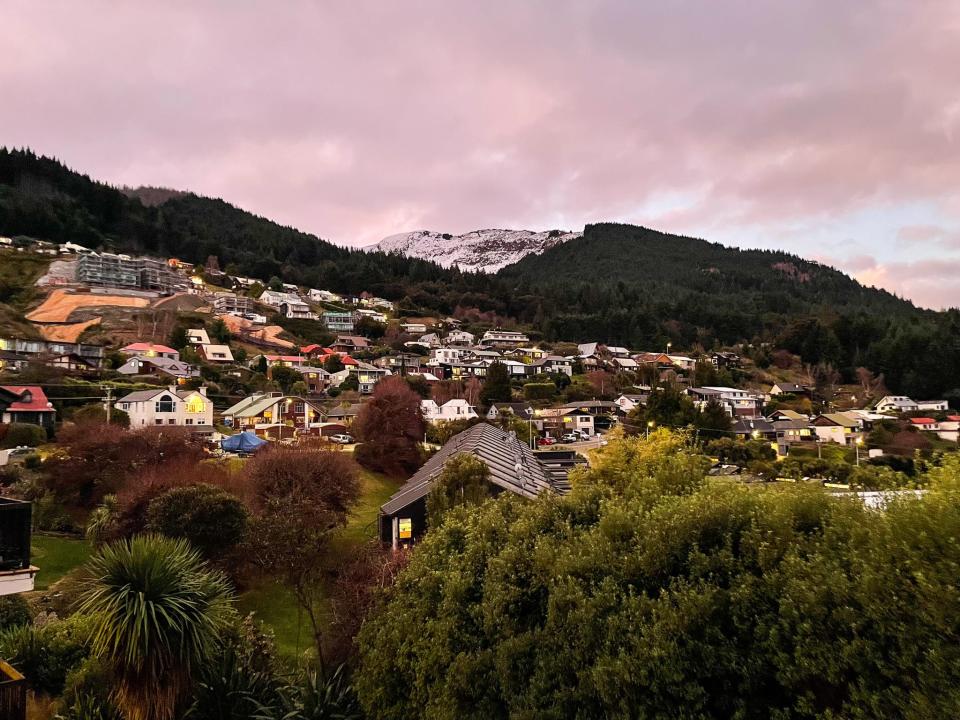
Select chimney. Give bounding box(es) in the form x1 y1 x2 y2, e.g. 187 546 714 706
198 386 207 396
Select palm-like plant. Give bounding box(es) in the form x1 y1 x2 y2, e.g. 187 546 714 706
78 534 234 720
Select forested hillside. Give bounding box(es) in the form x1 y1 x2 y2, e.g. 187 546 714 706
498 223 960 400
2 149 959 399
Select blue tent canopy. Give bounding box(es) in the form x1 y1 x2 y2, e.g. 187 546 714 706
220 431 268 453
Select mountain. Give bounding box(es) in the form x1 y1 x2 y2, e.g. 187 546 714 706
371 228 581 272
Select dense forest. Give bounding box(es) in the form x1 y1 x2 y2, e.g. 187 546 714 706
2 148 959 400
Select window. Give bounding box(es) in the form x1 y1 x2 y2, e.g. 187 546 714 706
185 419 193 425
156 395 175 413
155 419 163 425
294 403 305 413
168 419 175 425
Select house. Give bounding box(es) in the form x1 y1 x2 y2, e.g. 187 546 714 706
374 354 423 372
532 355 574 376
917 399 949 412
213 292 254 315
614 357 640 370
401 323 428 334
769 409 809 422
300 367 331 395
773 418 815 456
187 328 211 345
322 311 356 333
197 344 235 363
416 333 442 348
615 393 648 413
430 347 466 365
606 346 631 358
355 308 388 323
331 336 370 353
688 387 763 418
480 329 530 347
874 396 919 414
0 386 55 432
221 392 326 436
811 413 863 445
352 362 391 394
116 355 199 380
43 352 99 372
910 417 940 431
509 347 550 363
486 402 536 421
121 342 180 361
281 300 315 320
769 382 812 397
711 351 741 369
731 417 776 441
326 403 364 424
0 497 38 596
256 354 310 370
668 355 697 371
0 349 29 372
537 407 595 438
309 289 341 303
258 290 299 308
938 416 960 443
117 386 213 430
446 330 475 345
421 398 478 423
378 423 571 546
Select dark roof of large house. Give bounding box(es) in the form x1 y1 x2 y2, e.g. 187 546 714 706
732 417 776 435
381 423 565 516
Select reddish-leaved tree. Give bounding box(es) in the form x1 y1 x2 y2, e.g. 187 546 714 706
353 376 426 477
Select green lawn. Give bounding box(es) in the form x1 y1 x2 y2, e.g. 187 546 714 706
237 467 402 658
30 535 91 590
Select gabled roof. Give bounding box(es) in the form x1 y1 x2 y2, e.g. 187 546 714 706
813 413 861 428
0 385 53 412
381 423 561 516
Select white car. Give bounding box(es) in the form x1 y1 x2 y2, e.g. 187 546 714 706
329 434 354 444
560 433 580 443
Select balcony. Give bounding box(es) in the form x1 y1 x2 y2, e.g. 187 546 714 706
0 660 26 720
0 498 36 596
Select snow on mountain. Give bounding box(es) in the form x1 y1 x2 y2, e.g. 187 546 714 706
370 228 582 273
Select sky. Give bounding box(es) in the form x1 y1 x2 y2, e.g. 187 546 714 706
2 2 959 310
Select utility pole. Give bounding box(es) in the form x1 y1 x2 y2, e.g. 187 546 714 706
102 385 113 424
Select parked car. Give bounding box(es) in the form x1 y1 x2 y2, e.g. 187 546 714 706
537 436 556 446
560 433 580 443
330 434 354 444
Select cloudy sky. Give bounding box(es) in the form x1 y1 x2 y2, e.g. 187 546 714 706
2 2 959 309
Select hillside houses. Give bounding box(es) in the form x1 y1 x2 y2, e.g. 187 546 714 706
874 395 949 414
421 398 478 422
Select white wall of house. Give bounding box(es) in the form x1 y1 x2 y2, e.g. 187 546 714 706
119 389 213 428
421 399 478 422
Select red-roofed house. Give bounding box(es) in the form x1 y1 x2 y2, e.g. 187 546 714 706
121 343 180 361
910 417 939 431
0 385 56 432
300 344 331 358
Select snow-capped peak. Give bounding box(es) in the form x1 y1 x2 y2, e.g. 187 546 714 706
369 228 582 273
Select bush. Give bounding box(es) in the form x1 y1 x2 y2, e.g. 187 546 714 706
145 484 249 558
72 403 130 428
0 612 96 695
0 595 32 631
522 382 555 401
0 422 47 448
357 434 960 718
23 452 41 469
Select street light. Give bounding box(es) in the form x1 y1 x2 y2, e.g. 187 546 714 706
646 420 655 439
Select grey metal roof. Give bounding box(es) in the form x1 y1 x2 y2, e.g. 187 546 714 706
380 423 565 516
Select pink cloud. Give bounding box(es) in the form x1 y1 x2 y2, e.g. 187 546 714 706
2 1 960 303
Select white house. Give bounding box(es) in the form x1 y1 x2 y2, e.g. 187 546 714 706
421 398 478 423
117 387 213 429
417 333 442 348
917 399 949 412
309 288 341 303
938 415 960 443
258 289 298 307
875 396 919 414
446 330 475 345
615 393 648 413
430 347 465 365
187 328 210 345
481 329 529 346
401 323 428 334
198 344 235 363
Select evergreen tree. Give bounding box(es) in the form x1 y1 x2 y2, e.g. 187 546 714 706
479 361 512 406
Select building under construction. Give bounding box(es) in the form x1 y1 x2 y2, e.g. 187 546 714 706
77 253 188 293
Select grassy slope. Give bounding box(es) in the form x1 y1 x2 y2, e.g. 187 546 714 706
30 535 90 590
0 251 51 337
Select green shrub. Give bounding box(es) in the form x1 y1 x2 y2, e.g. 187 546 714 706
0 612 96 695
145 484 249 558
0 595 32 631
522 382 556 401
57 656 120 720
0 422 47 448
23 452 42 469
